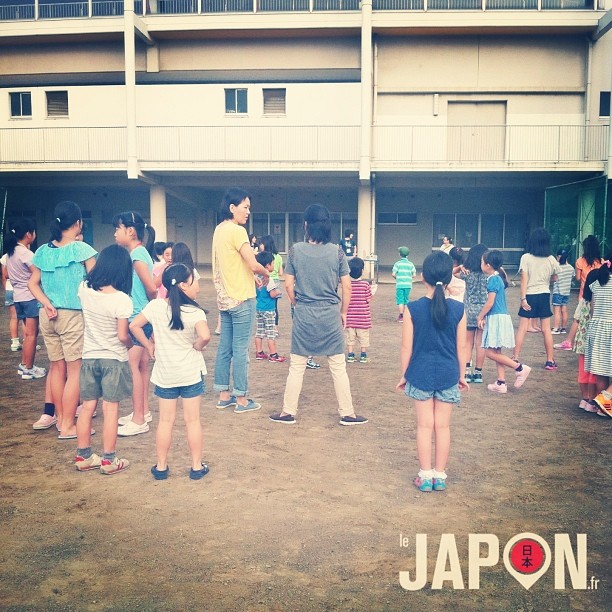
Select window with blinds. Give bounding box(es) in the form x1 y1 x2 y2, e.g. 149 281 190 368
263 89 286 115
10 92 32 118
46 91 69 117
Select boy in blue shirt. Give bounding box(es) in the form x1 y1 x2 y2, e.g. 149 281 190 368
254 251 285 362
392 246 417 322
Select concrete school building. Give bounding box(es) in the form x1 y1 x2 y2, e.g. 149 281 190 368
0 0 611 267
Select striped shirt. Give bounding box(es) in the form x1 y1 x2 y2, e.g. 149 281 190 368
78 282 133 362
392 258 416 289
346 279 372 329
552 263 574 297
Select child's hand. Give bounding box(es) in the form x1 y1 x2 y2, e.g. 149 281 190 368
396 377 407 392
371 283 378 296
146 342 155 360
44 303 58 320
458 377 470 392
477 318 485 330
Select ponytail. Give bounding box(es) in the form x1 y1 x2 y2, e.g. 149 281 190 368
596 257 611 286
162 263 205 331
422 251 452 330
50 201 82 242
5 218 36 256
112 211 156 257
483 249 508 288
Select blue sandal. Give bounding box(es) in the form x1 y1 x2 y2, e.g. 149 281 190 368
151 465 169 480
216 395 237 409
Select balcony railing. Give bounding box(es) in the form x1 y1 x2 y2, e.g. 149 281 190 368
0 124 607 168
0 0 598 20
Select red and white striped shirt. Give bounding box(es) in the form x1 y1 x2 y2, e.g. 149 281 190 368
346 279 372 329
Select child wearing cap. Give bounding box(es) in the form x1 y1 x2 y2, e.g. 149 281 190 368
551 248 574 334
392 246 417 323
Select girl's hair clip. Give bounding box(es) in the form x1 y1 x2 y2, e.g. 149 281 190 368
56 217 61 223
11 228 15 234
435 281 443 286
144 222 148 229
605 260 611 268
171 278 177 286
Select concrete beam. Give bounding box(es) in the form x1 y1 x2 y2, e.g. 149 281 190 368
593 9 612 41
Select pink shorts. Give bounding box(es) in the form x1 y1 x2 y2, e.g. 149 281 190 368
578 354 597 385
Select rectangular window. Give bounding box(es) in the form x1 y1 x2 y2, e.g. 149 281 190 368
599 91 611 118
225 88 248 114
263 88 286 115
46 91 68 117
10 92 32 118
377 212 417 225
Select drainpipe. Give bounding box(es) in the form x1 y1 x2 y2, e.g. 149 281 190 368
359 0 373 184
124 0 139 179
584 37 592 160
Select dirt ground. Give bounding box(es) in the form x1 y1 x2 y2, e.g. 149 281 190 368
0 276 609 612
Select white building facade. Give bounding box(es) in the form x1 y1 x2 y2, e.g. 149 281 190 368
1 0 611 265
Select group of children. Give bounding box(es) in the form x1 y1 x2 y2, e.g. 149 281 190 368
2 206 610 492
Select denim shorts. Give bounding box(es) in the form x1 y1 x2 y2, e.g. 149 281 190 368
4 290 14 307
15 299 40 320
154 377 205 399
552 293 569 306
405 382 461 404
129 322 153 347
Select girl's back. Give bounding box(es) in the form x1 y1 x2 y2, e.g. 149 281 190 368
590 281 612 320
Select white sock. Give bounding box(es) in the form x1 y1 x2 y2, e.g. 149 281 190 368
433 470 447 480
11 337 19 344
418 469 434 479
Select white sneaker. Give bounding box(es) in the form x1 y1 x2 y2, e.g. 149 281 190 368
117 420 149 437
487 382 508 394
118 411 152 426
33 414 58 430
11 342 21 352
21 365 47 380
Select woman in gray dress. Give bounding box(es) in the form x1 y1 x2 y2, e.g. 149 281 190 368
269 204 368 426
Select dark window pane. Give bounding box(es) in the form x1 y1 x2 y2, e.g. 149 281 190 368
21 92 32 116
433 214 454 246
397 212 417 225
481 214 504 248
504 214 529 249
237 89 248 114
600 91 611 117
10 93 20 117
224 89 234 113
456 214 478 248
377 213 396 224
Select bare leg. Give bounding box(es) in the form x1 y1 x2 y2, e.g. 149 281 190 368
128 345 147 425
540 318 554 362
102 400 120 454
155 398 178 470
415 399 435 471
474 328 486 369
433 401 454 473
59 359 82 438
50 359 67 431
553 306 561 330
182 396 203 470
513 317 530 360
255 337 263 353
21 317 39 369
76 399 97 448
9 305 18 341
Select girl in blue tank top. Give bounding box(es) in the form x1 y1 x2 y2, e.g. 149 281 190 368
396 251 469 493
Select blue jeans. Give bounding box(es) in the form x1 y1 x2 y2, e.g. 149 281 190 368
214 299 255 397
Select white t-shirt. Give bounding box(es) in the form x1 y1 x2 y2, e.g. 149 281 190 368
141 298 207 388
0 254 13 292
519 254 561 294
78 282 133 361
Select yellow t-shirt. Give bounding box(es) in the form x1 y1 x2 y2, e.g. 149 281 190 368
212 221 255 308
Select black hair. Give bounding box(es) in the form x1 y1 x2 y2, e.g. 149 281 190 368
349 257 365 279
112 211 156 256
162 263 205 330
5 218 36 257
153 241 167 258
85 244 133 295
449 246 464 265
482 249 509 288
421 251 452 330
219 187 250 222
171 242 195 271
444 236 453 244
526 227 552 258
464 243 488 272
344 229 353 238
582 267 601 302
249 233 258 245
259 235 278 255
595 253 611 287
582 235 601 267
50 201 82 242
303 203 331 244
557 248 569 266
256 250 274 268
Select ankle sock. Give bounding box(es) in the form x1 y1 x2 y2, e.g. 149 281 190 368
77 447 92 459
474 367 482 373
418 469 434 479
433 470 447 479
11 337 20 345
43 402 55 417
497 380 506 385
515 364 523 372
103 452 116 462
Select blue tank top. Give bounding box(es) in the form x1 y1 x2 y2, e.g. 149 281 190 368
406 296 465 391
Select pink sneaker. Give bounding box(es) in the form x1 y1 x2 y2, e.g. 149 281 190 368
514 365 531 389
554 340 572 350
32 414 57 430
487 382 508 394
268 354 286 363
582 400 599 413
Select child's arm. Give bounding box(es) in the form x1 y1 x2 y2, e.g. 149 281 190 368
134 260 157 301
193 319 211 351
28 267 57 320
519 269 531 312
1 261 7 289
395 309 413 392
456 312 469 391
84 256 96 273
129 313 154 359
476 291 496 329
117 318 134 350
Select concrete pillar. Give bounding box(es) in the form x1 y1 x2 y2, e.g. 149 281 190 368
124 0 138 178
150 185 167 241
357 183 372 259
359 0 373 183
